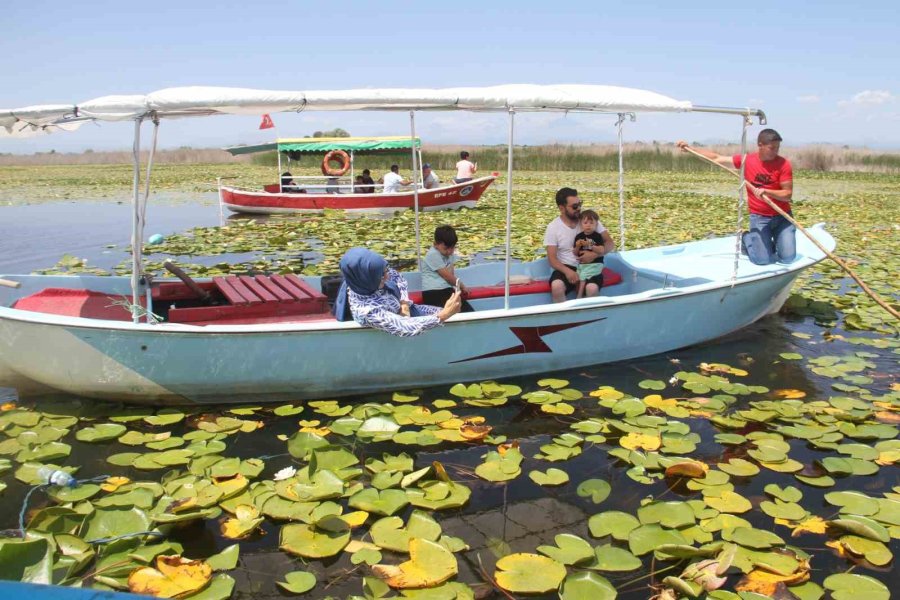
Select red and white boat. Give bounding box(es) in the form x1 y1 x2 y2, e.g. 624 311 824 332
221 136 496 214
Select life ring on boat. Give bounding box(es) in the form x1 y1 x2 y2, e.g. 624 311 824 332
321 150 351 176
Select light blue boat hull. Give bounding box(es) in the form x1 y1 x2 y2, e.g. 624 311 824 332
0 226 834 404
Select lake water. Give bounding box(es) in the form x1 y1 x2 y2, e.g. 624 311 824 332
0 198 896 599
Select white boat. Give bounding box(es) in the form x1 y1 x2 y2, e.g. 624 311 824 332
0 84 834 403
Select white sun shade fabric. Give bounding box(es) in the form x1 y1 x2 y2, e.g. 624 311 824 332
0 84 693 138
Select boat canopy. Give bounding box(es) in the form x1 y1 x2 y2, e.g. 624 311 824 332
0 84 719 138
225 136 421 156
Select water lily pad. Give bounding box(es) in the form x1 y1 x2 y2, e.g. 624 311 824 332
628 524 688 556
559 572 617 600
277 570 317 594
205 544 239 571
823 573 889 600
528 468 569 486
220 504 263 539
349 488 410 516
588 511 641 541
279 523 350 558
576 479 611 504
76 423 127 442
828 515 890 542
0 538 52 584
80 506 153 542
718 458 760 477
589 544 642 571
825 491 880 515
373 538 458 589
638 501 695 528
494 552 566 594
704 491 752 514
723 527 784 549
128 555 212 598
537 533 594 566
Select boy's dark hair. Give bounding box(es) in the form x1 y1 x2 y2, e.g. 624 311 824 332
758 129 783 144
460 151 469 159
580 209 599 222
390 164 399 172
555 187 578 206
362 169 371 175
434 225 458 247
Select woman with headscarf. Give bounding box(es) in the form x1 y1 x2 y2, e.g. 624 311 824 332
333 248 461 337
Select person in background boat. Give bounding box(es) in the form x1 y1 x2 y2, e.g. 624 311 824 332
333 248 462 337
421 225 474 312
454 151 477 183
544 187 614 303
360 169 375 193
422 163 441 189
676 130 795 265
574 209 614 298
281 172 305 193
381 165 411 194
354 175 365 192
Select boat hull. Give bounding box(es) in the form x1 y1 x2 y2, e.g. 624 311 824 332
221 176 496 214
0 226 834 404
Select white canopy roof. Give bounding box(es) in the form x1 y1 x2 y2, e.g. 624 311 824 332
0 84 704 138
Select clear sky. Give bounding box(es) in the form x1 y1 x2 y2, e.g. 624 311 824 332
2 0 898 153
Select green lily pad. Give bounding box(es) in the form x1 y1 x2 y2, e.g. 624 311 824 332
589 543 642 571
537 533 594 566
279 523 350 558
277 571 317 594
825 491 880 515
348 488 410 516
722 527 783 549
79 506 153 542
528 468 569 486
559 572 617 600
588 511 641 541
0 538 53 584
576 479 611 504
823 573 889 600
828 516 891 542
628 524 688 556
638 501 695 528
764 484 803 503
75 423 127 442
205 544 239 571
494 552 566 594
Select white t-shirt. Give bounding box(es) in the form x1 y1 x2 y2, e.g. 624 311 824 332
543 216 606 267
383 172 405 193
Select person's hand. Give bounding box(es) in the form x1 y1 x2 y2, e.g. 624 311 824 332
578 251 596 264
745 182 765 197
675 140 689 151
438 292 462 322
566 269 580 284
399 301 411 317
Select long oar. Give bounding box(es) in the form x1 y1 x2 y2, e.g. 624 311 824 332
0 278 21 289
683 146 899 321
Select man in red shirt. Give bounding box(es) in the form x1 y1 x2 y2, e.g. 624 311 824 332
676 129 795 265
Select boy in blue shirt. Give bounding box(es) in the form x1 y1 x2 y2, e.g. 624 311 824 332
421 225 475 312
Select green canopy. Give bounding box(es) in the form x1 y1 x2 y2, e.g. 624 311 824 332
225 136 420 156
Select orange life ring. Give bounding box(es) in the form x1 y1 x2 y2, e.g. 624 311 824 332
321 150 351 176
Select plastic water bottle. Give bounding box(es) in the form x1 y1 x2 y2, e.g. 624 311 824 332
36 466 76 487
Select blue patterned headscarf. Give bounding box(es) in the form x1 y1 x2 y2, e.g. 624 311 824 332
333 248 401 321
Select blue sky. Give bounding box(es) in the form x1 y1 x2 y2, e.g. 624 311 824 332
2 0 898 153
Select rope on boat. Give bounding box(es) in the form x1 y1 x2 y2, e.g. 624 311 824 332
684 146 900 322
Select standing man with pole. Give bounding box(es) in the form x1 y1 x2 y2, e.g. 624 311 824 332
677 129 795 265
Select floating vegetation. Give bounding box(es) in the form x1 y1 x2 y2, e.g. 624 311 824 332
0 349 896 598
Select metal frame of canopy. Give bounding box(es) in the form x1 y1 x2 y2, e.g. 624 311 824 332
0 86 767 324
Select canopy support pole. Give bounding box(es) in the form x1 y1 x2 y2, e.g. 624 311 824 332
129 118 143 323
277 150 283 193
350 150 355 193
504 109 515 310
410 111 421 270
615 113 630 251
139 116 160 323
729 115 752 290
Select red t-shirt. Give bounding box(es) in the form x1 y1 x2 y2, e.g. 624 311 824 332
732 153 793 216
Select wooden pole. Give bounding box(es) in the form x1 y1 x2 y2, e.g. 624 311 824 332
0 278 21 289
682 146 899 321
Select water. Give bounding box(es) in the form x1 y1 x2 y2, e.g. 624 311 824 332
0 199 896 599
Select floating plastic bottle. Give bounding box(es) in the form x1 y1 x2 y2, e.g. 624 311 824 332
36 466 76 487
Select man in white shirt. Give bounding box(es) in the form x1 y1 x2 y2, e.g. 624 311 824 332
422 163 441 189
543 187 614 302
381 164 411 194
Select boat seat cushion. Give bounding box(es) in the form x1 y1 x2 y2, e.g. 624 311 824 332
407 268 622 304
